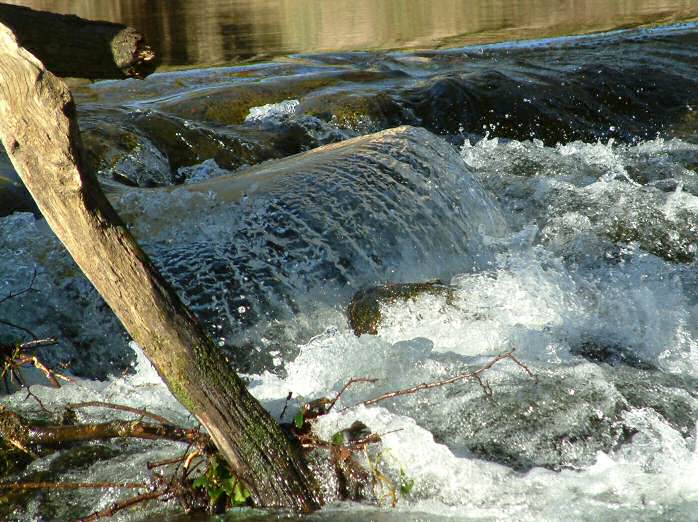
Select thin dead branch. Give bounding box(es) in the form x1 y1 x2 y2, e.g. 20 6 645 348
77 489 174 522
327 377 379 413
0 267 37 305
2 337 72 392
341 350 535 411
0 405 210 452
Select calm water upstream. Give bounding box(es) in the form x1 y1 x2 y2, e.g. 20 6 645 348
1 2 698 522
5 0 698 66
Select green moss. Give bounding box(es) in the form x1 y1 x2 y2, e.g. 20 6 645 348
172 76 344 126
347 281 453 336
604 217 695 263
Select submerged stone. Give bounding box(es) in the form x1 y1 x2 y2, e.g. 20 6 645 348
0 126 506 377
347 281 453 336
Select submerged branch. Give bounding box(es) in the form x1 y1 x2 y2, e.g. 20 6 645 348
0 405 210 451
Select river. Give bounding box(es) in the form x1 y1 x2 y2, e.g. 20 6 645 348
1 2 698 521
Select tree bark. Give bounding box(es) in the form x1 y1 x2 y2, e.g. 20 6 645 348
0 405 209 447
0 3 156 78
0 23 320 511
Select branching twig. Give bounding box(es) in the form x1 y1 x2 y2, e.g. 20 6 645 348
2 337 71 392
327 377 379 413
0 317 37 338
0 267 38 305
76 489 173 522
341 350 535 411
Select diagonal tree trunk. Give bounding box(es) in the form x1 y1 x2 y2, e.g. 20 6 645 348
0 20 320 511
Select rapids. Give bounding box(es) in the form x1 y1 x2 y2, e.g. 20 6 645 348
1 22 698 522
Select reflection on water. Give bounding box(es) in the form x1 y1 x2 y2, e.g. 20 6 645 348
6 0 698 66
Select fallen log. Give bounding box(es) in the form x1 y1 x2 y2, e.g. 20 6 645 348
0 3 156 78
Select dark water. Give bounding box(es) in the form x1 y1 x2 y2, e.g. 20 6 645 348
5 0 698 66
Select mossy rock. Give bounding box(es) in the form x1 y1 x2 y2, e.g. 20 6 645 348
604 212 696 263
347 281 453 336
161 75 346 126
81 122 174 187
300 91 411 132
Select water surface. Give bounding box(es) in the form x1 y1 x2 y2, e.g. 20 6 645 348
5 0 698 66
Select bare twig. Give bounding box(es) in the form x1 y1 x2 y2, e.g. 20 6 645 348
327 377 379 413
0 405 210 449
509 353 539 383
147 454 188 470
279 391 293 421
67 401 175 426
17 337 59 350
2 337 70 392
15 354 73 387
341 350 535 411
75 489 172 522
0 317 37 338
0 267 37 305
23 386 51 414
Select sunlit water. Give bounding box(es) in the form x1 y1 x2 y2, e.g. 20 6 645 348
5 0 698 66
1 19 698 522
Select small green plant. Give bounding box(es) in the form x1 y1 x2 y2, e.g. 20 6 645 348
192 456 251 511
398 468 414 496
294 409 305 430
331 431 345 446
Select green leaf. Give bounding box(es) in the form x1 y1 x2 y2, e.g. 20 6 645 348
399 469 415 496
331 431 344 446
294 410 305 429
222 477 236 496
208 487 224 505
232 481 251 505
192 475 209 489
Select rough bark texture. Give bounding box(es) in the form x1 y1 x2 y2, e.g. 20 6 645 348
0 23 319 511
0 3 156 78
0 405 208 447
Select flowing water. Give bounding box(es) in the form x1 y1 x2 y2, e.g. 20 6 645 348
1 6 698 522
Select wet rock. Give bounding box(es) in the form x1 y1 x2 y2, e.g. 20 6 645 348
570 341 656 370
81 122 174 187
300 91 414 134
347 281 453 336
160 74 350 126
431 372 634 471
0 126 506 377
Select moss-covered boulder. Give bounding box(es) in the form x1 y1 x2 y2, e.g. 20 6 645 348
347 281 453 336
